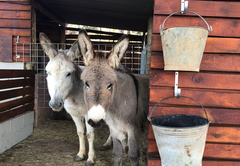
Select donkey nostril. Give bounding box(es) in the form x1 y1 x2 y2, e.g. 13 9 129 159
99 119 105 125
88 119 94 126
59 102 63 107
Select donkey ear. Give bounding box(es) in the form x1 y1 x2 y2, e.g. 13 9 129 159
107 35 129 68
78 30 94 66
39 32 58 59
66 40 80 61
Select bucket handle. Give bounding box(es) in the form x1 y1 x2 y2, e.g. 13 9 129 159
160 10 213 36
147 96 210 121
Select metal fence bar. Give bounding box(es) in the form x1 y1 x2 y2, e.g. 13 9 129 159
30 43 31 63
15 43 142 108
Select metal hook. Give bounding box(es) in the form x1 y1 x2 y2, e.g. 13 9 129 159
181 0 188 14
175 72 181 98
16 36 20 60
16 36 19 43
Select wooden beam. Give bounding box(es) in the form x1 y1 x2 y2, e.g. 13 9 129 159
61 25 66 49
0 103 34 123
66 27 142 38
34 1 65 27
145 16 153 74
30 0 37 68
0 70 35 78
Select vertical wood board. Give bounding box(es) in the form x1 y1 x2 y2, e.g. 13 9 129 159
0 35 12 62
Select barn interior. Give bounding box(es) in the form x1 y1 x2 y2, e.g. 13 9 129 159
31 0 154 126
1 0 240 165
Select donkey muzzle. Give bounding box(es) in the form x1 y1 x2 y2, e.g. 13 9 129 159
49 100 63 112
88 119 105 128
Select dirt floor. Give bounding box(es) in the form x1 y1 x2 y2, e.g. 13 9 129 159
0 120 147 166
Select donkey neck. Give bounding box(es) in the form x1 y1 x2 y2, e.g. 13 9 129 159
64 66 86 115
110 69 138 114
66 65 84 100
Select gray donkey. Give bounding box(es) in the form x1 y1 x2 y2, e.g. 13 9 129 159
78 30 149 166
39 33 112 166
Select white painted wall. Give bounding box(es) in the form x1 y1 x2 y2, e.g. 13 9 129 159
0 111 34 153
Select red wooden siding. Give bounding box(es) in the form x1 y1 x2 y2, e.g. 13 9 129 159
0 70 35 123
0 0 31 62
148 0 240 165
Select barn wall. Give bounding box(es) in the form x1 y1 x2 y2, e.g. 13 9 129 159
0 0 31 62
0 69 35 154
0 0 34 153
148 0 240 165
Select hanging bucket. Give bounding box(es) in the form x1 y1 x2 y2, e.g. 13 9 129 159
160 11 213 72
148 96 210 166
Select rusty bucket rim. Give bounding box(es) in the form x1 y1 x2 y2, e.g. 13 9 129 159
147 96 211 122
150 114 210 129
162 26 209 32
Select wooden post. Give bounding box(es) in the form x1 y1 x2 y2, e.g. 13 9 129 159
145 17 153 74
30 0 38 127
61 25 66 49
29 0 36 71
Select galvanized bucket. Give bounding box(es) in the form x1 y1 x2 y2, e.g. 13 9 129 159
148 96 211 166
160 11 213 72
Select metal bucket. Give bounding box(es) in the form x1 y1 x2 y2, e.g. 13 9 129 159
160 11 213 72
148 96 211 166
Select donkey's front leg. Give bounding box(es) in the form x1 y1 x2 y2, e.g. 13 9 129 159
71 116 86 161
128 132 140 166
85 118 95 166
113 137 124 166
112 131 126 166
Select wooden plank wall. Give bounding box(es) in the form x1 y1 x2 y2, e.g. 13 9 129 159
148 0 240 165
0 70 35 123
0 0 31 62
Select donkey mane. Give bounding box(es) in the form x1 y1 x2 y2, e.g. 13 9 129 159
93 51 105 59
56 53 83 80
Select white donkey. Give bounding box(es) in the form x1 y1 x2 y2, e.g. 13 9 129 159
39 33 112 166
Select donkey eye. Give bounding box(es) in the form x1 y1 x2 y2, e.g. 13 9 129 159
66 73 71 77
107 84 112 90
85 82 90 89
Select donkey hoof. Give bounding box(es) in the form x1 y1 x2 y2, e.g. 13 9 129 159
100 145 111 151
86 162 94 166
74 155 84 162
125 146 129 153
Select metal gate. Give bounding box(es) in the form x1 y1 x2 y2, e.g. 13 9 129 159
15 42 143 109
